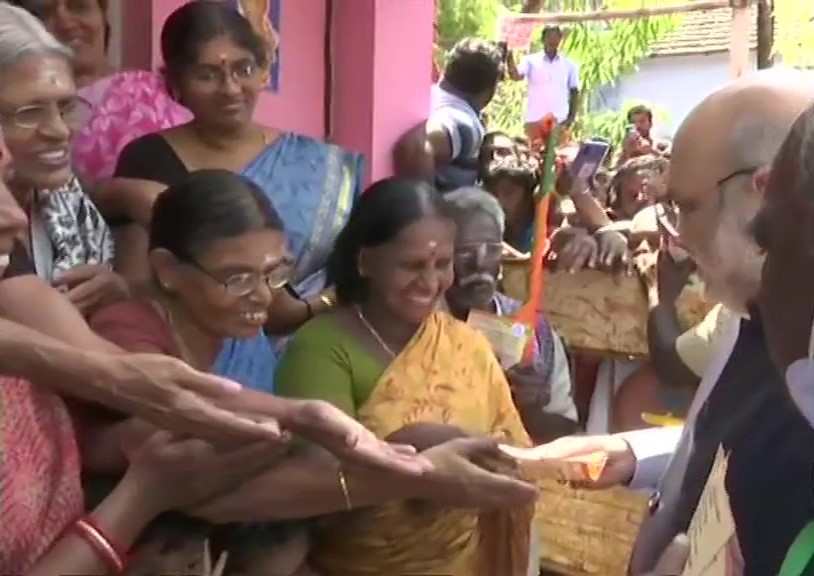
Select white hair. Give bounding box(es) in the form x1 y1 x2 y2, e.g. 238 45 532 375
444 186 506 235
0 2 72 76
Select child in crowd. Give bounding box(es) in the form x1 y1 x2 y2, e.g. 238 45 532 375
482 154 540 252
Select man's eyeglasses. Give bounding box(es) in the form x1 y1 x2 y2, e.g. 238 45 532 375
181 257 292 298
0 96 89 130
655 166 759 238
454 242 503 264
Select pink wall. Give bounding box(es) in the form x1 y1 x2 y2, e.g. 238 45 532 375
330 0 434 182
124 0 326 138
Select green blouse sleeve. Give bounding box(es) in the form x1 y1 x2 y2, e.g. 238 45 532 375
275 316 357 416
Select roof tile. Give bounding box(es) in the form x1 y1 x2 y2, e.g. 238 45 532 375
649 6 761 57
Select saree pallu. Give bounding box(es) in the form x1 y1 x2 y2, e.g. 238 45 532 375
73 70 191 184
214 134 364 391
312 312 534 576
0 377 83 571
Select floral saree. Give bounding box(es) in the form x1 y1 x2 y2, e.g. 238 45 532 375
311 312 534 576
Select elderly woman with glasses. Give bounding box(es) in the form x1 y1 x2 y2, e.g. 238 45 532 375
0 3 125 315
443 187 578 442
90 169 291 392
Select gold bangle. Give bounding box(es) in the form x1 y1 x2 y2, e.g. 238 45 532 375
319 294 334 308
337 468 353 510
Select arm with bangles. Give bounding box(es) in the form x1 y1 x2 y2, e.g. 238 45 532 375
25 476 158 576
189 443 427 523
26 432 284 576
264 285 336 335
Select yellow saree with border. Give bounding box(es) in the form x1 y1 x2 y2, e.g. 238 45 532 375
312 312 534 576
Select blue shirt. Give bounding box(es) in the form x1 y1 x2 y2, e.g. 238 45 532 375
429 81 484 192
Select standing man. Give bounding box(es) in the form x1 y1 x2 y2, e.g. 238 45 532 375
394 38 504 192
506 26 580 137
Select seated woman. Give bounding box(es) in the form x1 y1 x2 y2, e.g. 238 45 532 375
92 169 282 391
275 177 535 576
443 187 578 442
11 0 191 185
0 9 125 315
90 170 537 576
98 2 359 346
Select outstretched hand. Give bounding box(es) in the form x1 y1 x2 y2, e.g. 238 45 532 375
285 399 432 476
105 353 287 446
421 437 538 508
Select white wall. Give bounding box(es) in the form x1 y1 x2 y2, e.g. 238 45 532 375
610 51 758 136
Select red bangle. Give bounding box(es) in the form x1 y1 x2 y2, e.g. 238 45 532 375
70 517 127 574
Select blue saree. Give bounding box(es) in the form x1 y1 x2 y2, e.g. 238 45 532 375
212 133 364 392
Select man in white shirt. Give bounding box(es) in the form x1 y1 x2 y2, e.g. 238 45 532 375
506 26 580 137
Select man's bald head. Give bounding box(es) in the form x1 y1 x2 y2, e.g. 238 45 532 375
674 70 814 173
670 70 814 312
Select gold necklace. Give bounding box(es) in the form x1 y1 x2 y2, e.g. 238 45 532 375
355 305 396 358
163 303 199 367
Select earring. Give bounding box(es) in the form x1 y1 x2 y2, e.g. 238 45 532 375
497 266 504 282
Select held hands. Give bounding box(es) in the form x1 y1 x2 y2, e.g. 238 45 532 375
521 434 637 489
548 227 631 273
419 437 538 508
53 263 129 315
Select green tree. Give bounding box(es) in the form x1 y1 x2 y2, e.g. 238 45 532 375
773 0 814 67
436 0 680 141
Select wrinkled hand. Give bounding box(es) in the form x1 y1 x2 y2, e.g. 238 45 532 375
594 229 631 272
639 534 690 576
531 434 636 489
123 430 289 513
506 363 550 408
102 352 286 446
548 228 598 272
419 437 538 508
53 263 129 315
286 399 432 476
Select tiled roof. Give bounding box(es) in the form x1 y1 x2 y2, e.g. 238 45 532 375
649 6 760 57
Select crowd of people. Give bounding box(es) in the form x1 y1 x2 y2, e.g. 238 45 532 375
2 1 814 575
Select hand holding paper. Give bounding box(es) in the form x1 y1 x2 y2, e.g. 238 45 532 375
499 434 638 488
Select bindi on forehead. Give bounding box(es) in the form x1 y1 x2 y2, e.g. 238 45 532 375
0 54 75 107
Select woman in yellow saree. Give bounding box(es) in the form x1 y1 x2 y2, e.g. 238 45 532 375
276 178 535 576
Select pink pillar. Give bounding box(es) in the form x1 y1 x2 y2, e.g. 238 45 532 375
330 0 435 184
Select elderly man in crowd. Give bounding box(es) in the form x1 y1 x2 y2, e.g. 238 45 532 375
443 187 578 442
541 70 814 575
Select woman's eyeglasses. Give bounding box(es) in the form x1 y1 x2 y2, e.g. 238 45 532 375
0 96 89 130
182 258 292 298
187 58 261 91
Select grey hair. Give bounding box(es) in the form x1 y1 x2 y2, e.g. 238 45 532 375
0 2 72 76
444 186 506 235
